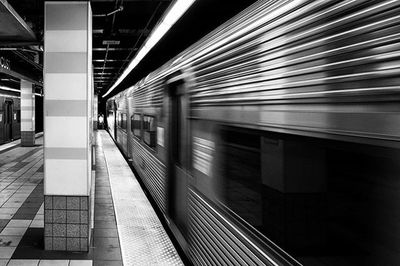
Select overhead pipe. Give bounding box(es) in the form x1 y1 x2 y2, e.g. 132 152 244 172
99 0 122 85
93 6 124 17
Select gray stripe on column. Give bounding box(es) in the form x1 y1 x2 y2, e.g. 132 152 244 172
45 100 87 117
45 147 87 160
45 52 87 73
21 118 33 122
45 3 88 31
21 106 34 111
21 94 33 100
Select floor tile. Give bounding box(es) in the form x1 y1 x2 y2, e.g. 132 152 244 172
93 237 120 248
93 229 118 238
98 131 183 265
0 209 18 215
5 199 24 204
0 247 16 259
7 220 31 228
0 236 23 247
0 221 8 228
0 227 27 236
93 247 121 261
1 203 23 208
38 259 69 266
93 221 116 229
7 259 39 266
7 198 26 203
69 260 92 266
0 259 7 266
29 220 44 228
93 261 122 266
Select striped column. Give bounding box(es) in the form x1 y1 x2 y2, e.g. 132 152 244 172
44 1 93 252
20 80 35 146
93 94 98 130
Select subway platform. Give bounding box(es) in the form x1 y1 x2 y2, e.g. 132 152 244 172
0 131 183 266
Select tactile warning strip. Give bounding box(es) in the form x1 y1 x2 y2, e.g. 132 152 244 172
99 131 184 266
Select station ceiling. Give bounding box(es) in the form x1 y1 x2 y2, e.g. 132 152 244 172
0 0 257 98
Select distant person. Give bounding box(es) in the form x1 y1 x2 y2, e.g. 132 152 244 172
98 113 104 129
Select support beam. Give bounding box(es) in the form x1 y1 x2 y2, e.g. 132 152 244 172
20 80 35 146
44 1 93 252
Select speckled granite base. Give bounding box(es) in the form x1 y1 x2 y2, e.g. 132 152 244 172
21 131 35 147
44 195 90 251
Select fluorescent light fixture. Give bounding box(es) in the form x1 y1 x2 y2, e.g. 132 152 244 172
0 86 20 93
0 94 20 98
103 0 196 98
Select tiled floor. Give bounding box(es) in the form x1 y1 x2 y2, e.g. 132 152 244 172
0 132 183 266
92 136 122 266
0 133 43 154
98 130 183 265
0 137 92 266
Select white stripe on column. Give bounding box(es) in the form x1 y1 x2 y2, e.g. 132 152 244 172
44 117 87 148
46 73 87 100
46 159 88 195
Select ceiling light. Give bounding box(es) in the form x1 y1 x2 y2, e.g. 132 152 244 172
0 86 19 93
103 0 196 98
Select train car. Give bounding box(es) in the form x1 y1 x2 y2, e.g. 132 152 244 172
115 92 129 156
107 0 400 265
0 96 21 144
106 98 116 140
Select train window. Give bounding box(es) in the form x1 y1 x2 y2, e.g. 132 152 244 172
16 111 20 123
121 113 127 130
219 127 400 265
117 112 121 127
221 128 262 232
131 113 141 138
143 115 156 148
0 113 2 122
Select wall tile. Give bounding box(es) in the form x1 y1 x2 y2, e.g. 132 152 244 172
44 237 52 250
80 197 88 210
67 224 80 238
80 211 88 224
67 197 80 210
45 224 52 237
80 238 88 252
45 196 52 210
67 238 80 251
80 224 88 238
44 195 91 252
67 210 80 224
53 237 66 251
53 224 66 237
53 196 66 209
53 210 66 223
44 210 52 223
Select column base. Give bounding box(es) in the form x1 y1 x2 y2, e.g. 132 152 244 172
44 195 91 252
21 131 35 147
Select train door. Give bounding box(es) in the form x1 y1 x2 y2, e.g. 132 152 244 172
167 78 189 247
4 100 13 142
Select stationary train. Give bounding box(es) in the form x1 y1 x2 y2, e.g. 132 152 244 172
107 0 400 265
0 96 21 144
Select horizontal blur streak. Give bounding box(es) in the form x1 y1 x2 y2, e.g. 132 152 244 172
106 0 400 265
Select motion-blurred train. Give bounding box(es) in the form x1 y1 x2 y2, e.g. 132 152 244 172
0 96 21 144
107 0 400 265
